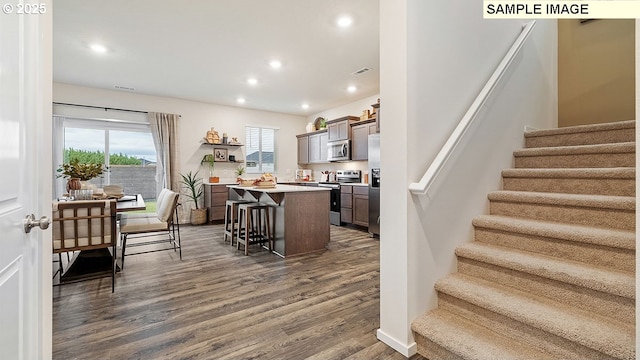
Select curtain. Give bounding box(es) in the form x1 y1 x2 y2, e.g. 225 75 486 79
52 116 66 199
148 112 180 197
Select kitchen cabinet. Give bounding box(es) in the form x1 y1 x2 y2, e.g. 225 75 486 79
204 184 231 222
352 186 369 227
340 185 369 227
327 116 358 142
340 185 353 224
297 134 309 164
351 119 377 161
297 130 327 164
308 131 328 163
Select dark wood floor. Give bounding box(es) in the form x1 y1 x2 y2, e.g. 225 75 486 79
52 224 426 360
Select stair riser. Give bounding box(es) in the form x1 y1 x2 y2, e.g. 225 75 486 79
525 128 635 148
437 292 618 360
412 333 465 360
502 177 635 197
457 258 635 324
514 153 634 169
489 201 635 230
474 227 635 273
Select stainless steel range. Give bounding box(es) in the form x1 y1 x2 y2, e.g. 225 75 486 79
318 170 361 225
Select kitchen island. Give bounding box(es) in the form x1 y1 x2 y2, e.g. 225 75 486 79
227 184 330 257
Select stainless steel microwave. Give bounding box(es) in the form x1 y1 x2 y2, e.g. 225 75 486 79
327 139 351 162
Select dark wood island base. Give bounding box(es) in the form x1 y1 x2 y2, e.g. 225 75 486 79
228 184 330 257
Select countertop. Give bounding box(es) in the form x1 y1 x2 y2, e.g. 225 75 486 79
227 184 330 193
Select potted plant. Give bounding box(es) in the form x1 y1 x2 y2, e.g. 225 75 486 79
235 165 245 177
56 158 105 192
201 154 219 183
179 170 207 225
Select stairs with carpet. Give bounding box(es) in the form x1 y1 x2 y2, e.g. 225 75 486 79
411 120 636 360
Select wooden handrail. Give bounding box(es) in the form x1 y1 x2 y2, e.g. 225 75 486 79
409 21 536 196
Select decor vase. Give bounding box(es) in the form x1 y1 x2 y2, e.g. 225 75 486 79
66 178 81 193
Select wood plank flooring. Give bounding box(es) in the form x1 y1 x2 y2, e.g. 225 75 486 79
52 224 426 360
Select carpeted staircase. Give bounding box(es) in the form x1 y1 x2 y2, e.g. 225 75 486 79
411 120 636 360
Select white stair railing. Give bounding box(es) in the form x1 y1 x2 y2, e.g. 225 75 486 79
409 21 536 197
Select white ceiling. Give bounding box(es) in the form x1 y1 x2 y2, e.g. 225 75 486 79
53 0 380 116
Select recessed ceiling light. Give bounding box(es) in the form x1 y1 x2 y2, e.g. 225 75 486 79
269 60 282 69
90 43 107 53
247 78 258 85
301 103 309 109
237 98 246 104
347 85 357 93
337 16 353 28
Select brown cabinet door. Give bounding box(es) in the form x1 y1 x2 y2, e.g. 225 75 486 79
298 136 309 164
340 207 353 224
328 123 340 142
319 132 328 162
308 133 322 163
340 193 352 208
210 206 226 221
352 194 369 227
351 124 368 161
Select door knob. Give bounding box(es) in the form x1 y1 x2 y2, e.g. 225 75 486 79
24 214 51 233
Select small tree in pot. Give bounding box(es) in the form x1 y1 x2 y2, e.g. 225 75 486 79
179 170 207 225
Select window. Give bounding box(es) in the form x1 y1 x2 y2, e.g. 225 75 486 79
54 117 157 209
245 126 276 173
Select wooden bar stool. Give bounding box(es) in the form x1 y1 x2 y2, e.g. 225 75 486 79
223 199 252 245
236 202 275 256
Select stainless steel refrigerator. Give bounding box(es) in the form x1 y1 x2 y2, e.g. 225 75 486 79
368 134 380 236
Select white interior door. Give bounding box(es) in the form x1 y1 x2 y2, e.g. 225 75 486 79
0 2 52 359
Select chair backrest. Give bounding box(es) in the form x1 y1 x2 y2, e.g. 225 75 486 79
52 199 117 253
156 189 179 223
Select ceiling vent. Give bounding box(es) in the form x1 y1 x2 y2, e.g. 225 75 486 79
351 67 371 76
114 85 135 91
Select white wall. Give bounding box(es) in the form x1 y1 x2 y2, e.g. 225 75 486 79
378 0 557 356
53 83 307 220
307 94 379 123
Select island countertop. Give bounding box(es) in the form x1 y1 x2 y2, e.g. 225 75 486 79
227 184 329 193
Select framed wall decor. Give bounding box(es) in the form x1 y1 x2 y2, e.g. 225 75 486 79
214 148 228 162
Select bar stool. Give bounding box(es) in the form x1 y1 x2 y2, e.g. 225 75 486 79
223 199 252 245
236 202 275 256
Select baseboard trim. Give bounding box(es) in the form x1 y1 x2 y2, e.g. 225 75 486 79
377 328 417 358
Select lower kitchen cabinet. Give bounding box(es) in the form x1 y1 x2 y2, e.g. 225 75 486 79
204 184 229 222
352 186 369 227
340 185 353 224
340 185 369 227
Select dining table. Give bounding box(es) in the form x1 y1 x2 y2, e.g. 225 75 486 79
115 194 146 212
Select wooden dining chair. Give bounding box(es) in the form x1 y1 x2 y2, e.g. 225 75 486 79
119 189 181 269
52 199 117 292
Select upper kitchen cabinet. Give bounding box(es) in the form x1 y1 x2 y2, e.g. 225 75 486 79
327 116 359 142
297 129 328 164
351 119 378 161
297 134 309 164
309 131 328 163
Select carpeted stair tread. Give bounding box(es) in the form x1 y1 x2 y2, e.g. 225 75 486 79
501 167 636 179
488 190 635 210
412 308 552 360
514 142 635 157
524 120 635 138
472 215 635 250
435 274 635 360
455 241 635 298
